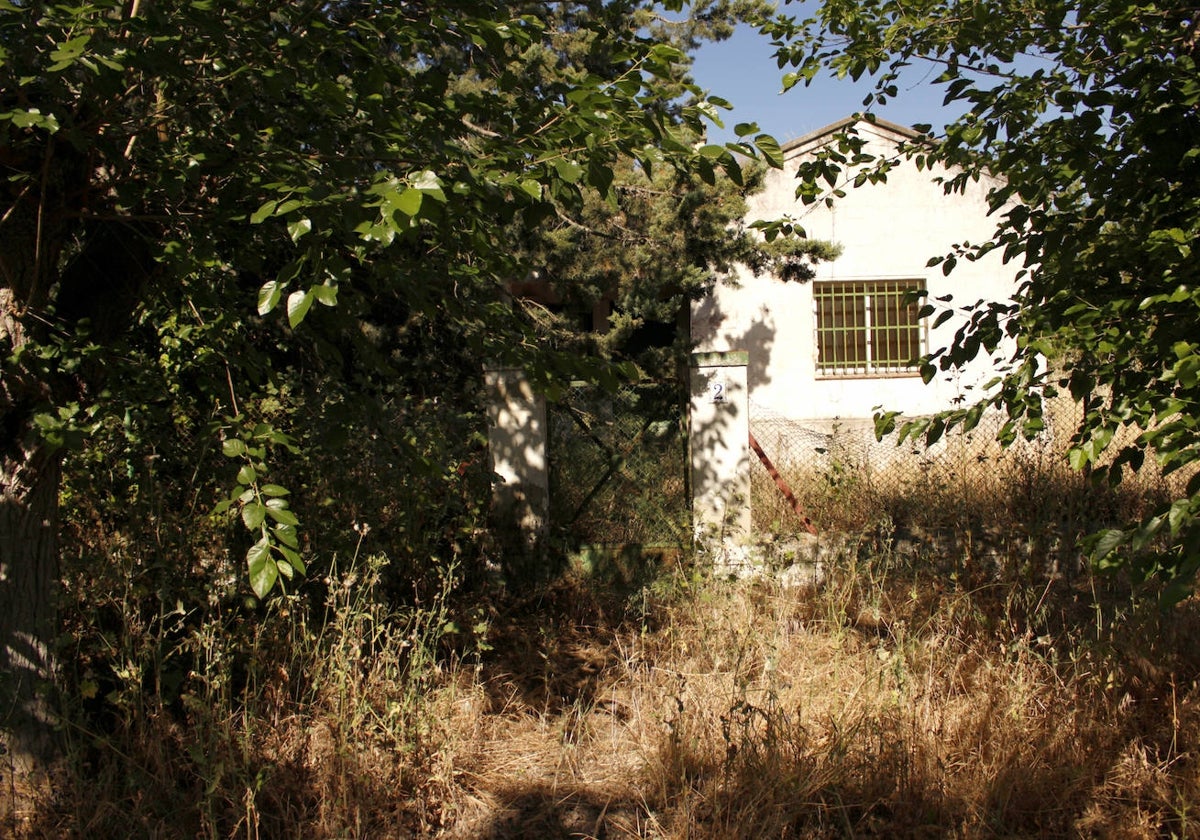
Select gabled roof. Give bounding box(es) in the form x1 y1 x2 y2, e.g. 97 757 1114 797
781 116 922 160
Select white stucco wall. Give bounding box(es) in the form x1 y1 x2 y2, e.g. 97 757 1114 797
692 118 1017 424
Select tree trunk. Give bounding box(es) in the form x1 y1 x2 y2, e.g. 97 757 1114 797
0 126 153 821
0 275 63 821
0 439 61 817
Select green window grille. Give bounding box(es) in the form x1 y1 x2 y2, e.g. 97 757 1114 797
813 279 926 376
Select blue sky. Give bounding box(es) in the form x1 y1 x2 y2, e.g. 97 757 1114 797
689 25 964 146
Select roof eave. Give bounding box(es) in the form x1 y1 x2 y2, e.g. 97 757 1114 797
780 115 923 158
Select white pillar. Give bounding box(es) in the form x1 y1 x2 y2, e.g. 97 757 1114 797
689 352 751 565
484 368 548 558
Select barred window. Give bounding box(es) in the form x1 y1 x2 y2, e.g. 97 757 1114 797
813 279 926 377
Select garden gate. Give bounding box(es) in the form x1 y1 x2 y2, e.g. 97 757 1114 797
547 379 690 550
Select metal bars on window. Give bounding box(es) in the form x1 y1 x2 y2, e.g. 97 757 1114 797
813 279 926 377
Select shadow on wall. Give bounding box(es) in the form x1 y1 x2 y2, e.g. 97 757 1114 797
692 295 779 395
689 294 781 556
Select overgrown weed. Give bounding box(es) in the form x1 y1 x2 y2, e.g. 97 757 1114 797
23 548 466 839
20 401 1200 837
619 556 1200 838
22 535 1200 838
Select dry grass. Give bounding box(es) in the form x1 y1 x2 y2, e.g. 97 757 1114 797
15 544 1200 838
448 560 1200 839
750 404 1190 584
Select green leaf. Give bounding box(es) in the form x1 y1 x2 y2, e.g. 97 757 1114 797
287 217 312 242
7 109 61 133
587 160 614 195
266 505 299 526
222 439 248 457
247 538 278 599
273 522 299 548
286 289 314 328
754 134 785 169
723 157 746 186
242 502 267 530
554 159 583 183
925 416 945 446
258 280 283 315
312 284 337 306
277 545 306 575
1090 529 1127 564
874 410 899 438
236 464 256 485
518 179 542 200
1068 447 1089 471
49 35 90 67
250 200 278 224
390 188 423 217
261 484 290 497
410 170 444 195
1169 499 1194 536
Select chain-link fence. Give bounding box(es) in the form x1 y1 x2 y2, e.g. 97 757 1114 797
546 373 1193 572
749 394 1191 574
548 380 689 548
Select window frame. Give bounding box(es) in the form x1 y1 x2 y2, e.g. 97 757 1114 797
812 278 928 379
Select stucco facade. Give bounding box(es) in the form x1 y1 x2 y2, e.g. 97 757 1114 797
692 117 1016 426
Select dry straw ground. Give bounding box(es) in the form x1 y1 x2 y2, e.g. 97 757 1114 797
437 557 1200 839
13 542 1200 839
10 410 1200 838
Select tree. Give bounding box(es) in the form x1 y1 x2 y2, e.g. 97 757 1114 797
762 0 1200 599
0 0 784 783
516 150 839 376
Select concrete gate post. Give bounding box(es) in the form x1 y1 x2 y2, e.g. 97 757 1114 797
689 352 751 569
484 367 548 559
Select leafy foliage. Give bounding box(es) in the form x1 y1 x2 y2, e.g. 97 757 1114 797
1 0 785 598
515 150 839 373
762 0 1200 599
